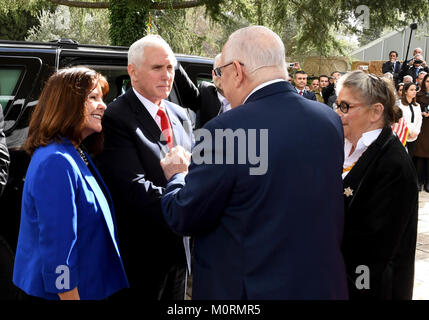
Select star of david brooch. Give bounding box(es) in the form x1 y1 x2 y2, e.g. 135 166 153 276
344 187 354 197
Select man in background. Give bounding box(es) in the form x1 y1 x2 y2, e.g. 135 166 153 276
176 54 230 129
294 70 316 100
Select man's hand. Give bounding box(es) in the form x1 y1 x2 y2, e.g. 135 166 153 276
160 146 191 181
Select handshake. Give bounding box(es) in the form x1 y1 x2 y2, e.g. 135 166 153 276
160 146 192 181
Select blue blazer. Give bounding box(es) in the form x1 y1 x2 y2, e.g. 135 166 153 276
13 139 129 300
162 81 348 299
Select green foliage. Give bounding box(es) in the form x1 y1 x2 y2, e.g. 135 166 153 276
26 6 111 45
0 9 40 40
108 0 149 46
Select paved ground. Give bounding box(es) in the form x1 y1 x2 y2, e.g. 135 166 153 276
186 191 429 300
413 190 429 300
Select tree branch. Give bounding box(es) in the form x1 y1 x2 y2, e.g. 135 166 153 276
152 0 204 10
47 0 205 10
48 0 109 9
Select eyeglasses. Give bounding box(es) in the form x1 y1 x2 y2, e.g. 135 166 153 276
213 61 244 77
333 101 362 114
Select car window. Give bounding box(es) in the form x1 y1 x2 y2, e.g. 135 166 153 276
0 67 24 112
85 65 129 104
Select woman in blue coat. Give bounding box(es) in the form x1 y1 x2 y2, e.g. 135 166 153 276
13 66 128 300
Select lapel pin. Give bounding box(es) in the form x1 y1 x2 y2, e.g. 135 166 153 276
344 187 354 197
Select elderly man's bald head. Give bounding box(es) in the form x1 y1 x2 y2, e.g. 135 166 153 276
222 26 287 78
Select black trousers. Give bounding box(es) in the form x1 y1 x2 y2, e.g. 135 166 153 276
109 259 187 300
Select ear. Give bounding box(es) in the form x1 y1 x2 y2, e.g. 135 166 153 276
127 64 136 82
370 103 384 123
232 60 245 88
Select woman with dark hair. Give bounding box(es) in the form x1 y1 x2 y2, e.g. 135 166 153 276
414 73 429 191
395 82 404 102
335 70 418 299
397 82 422 157
13 66 128 300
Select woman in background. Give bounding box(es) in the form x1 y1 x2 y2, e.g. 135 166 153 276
397 82 422 158
414 74 429 191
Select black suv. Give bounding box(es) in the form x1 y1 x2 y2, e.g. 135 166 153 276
0 39 213 297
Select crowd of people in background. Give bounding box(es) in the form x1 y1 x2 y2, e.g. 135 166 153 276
1 25 424 301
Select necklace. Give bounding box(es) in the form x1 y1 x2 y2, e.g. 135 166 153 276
76 146 89 166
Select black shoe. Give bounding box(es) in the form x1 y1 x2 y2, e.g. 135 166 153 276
424 184 429 193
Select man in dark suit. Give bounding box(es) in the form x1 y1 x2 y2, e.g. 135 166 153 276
159 26 348 299
400 53 429 83
382 51 402 85
95 35 192 300
293 70 316 100
175 54 230 129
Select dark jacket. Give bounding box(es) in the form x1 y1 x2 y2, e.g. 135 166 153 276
382 60 402 85
414 91 429 158
95 88 193 298
342 127 418 299
0 106 10 196
400 63 429 83
162 81 348 299
174 64 222 128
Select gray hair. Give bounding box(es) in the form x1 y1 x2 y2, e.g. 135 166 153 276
213 53 221 69
336 70 399 126
128 34 177 67
403 75 413 82
223 25 287 78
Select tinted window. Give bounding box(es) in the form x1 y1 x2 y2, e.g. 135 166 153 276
0 67 24 112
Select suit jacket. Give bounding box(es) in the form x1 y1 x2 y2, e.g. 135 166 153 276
0 106 9 196
95 88 193 292
303 89 317 101
174 65 222 128
342 127 418 299
13 140 128 300
400 63 429 83
382 61 402 75
161 81 348 299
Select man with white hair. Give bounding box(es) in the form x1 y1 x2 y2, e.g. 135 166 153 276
176 53 231 129
96 34 193 300
400 53 429 83
159 26 348 299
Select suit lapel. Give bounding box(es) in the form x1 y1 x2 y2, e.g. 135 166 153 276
343 128 393 209
64 142 121 257
125 89 163 144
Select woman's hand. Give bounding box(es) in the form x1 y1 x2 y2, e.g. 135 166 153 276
58 287 80 300
409 131 418 140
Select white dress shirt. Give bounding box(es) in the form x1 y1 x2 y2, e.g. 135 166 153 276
342 129 382 179
217 92 231 113
133 88 165 130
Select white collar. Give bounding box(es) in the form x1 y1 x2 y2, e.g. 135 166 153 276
243 79 285 104
295 87 305 93
343 129 382 179
132 88 165 119
344 129 382 165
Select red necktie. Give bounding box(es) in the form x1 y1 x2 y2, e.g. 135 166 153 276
299 90 303 96
157 106 174 149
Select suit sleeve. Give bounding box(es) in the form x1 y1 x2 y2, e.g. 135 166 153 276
0 106 10 196
31 154 80 293
97 111 168 227
174 63 201 112
161 119 235 236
